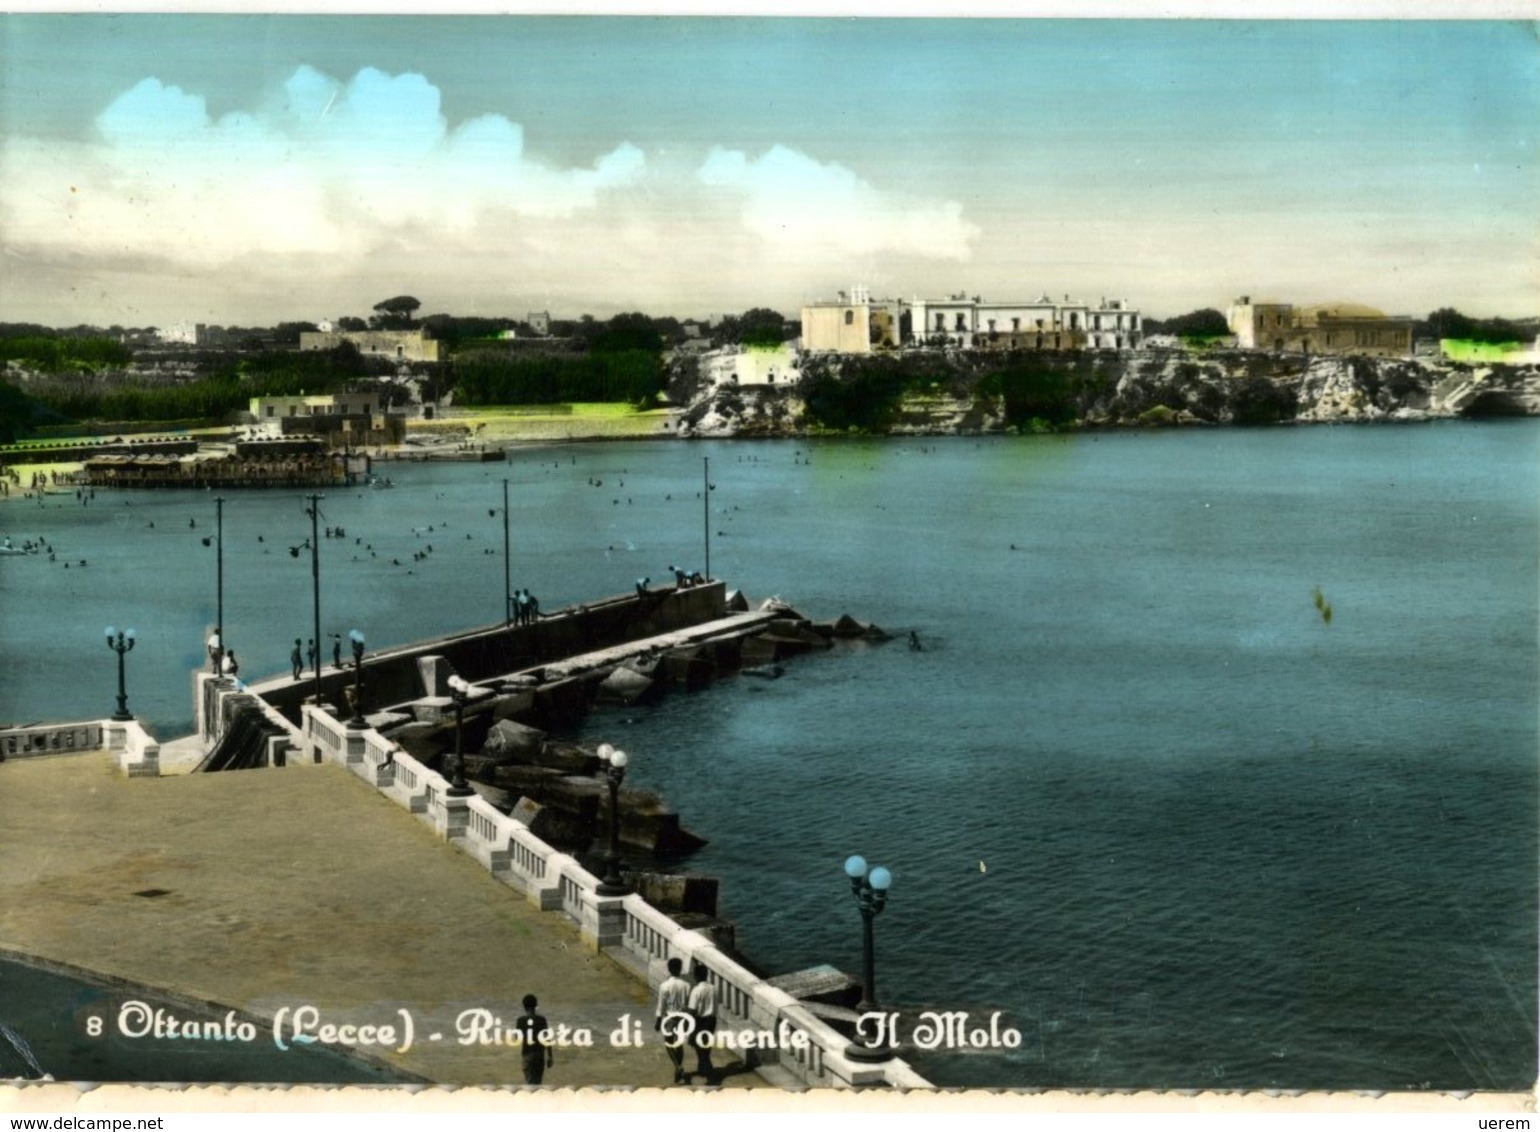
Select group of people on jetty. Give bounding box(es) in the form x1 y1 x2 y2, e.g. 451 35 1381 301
509 588 541 626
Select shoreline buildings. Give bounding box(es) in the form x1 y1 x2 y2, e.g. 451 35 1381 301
1226 297 1414 358
800 286 1143 354
299 328 443 363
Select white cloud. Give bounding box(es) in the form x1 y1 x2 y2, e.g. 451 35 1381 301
698 144 978 261
0 66 982 323
1 66 650 268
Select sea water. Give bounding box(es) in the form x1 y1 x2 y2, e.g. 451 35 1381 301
1 422 1534 1089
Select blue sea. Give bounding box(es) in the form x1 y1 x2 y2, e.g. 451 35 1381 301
1 421 1535 1090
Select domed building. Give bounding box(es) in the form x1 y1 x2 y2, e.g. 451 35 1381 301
1226 296 1413 358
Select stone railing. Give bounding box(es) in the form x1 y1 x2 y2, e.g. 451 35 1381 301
104 718 161 777
0 721 104 761
196 672 306 769
0 718 163 778
300 704 929 1089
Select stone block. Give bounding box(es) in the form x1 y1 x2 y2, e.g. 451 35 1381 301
482 719 547 764
670 913 736 955
738 634 780 666
630 872 719 916
520 741 594 775
416 655 453 697
509 795 594 853
490 690 538 722
762 621 832 651
489 764 565 795
765 965 862 1007
410 696 454 724
832 614 868 638
595 665 657 705
659 647 714 690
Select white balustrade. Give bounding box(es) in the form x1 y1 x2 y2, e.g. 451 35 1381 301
282 708 930 1089
0 722 104 759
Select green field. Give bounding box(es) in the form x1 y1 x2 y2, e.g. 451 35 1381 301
424 403 676 441
1440 339 1533 363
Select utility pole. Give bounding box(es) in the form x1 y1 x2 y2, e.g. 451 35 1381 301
215 496 225 670
503 478 512 625
306 494 323 709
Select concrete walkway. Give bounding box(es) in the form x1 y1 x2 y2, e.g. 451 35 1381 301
0 752 759 1089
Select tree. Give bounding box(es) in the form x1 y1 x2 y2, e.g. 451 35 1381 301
1146 309 1230 338
1415 308 1532 345
713 308 791 348
0 378 37 444
370 296 422 330
592 312 663 355
272 321 319 346
337 316 368 332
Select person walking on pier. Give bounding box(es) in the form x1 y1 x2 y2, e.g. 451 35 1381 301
655 957 691 1084
306 638 317 670
331 634 342 669
515 994 554 1086
687 963 720 1086
207 627 222 673
290 639 303 680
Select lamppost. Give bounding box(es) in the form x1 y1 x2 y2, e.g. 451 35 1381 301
595 742 631 896
445 675 474 797
502 478 512 626
200 497 226 671
347 629 367 728
295 494 324 708
702 456 711 582
843 854 895 1062
104 626 137 722
214 495 225 672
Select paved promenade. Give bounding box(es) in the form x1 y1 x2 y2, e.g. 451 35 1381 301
0 752 758 1088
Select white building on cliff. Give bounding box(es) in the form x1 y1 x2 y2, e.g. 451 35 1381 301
800 286 1141 353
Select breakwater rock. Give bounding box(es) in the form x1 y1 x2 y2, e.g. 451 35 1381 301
667 346 1540 436
376 597 892 860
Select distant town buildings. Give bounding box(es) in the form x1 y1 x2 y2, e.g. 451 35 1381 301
298 328 443 363
800 286 899 355
249 392 384 421
911 293 1140 351
707 343 795 387
158 322 200 346
1226 297 1413 358
799 286 1143 353
526 311 552 337
246 391 403 447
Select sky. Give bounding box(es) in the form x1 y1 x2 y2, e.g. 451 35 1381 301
1 14 1536 326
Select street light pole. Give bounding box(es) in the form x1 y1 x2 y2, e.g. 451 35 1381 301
305 494 323 709
347 629 367 728
502 478 512 626
445 675 473 797
104 626 137 722
702 456 710 582
215 495 224 672
843 854 895 1062
595 743 631 896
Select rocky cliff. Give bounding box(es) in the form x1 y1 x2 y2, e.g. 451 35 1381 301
670 347 1540 437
